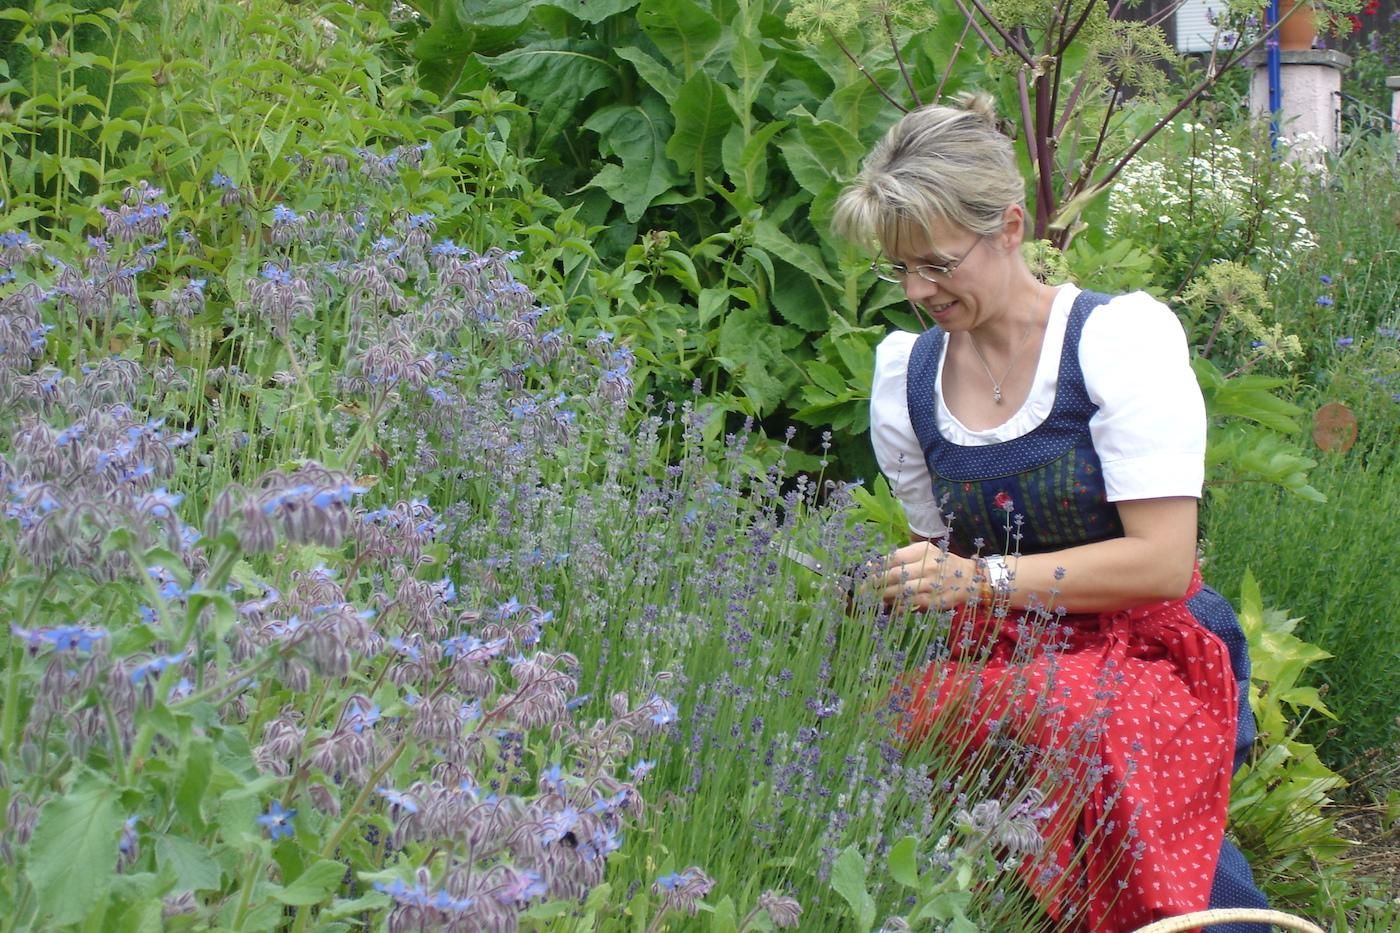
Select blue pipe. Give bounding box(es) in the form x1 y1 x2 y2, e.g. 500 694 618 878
1268 0 1281 149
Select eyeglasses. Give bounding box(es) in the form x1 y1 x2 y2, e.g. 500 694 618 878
872 235 984 284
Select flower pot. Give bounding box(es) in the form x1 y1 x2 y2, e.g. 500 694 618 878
1277 0 1318 51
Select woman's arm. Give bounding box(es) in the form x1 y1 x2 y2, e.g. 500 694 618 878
877 496 1199 614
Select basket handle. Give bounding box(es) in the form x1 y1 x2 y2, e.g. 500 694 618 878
1132 907 1326 933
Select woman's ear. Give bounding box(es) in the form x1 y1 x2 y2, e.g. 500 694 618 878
999 203 1027 249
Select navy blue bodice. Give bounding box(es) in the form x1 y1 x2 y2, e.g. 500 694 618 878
905 289 1125 557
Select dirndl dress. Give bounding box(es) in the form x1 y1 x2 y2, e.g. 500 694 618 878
897 289 1269 932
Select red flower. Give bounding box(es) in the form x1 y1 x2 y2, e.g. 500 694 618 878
1363 0 1379 15
993 491 1014 512
1348 13 1363 31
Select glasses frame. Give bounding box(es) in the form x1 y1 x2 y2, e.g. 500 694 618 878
872 235 984 285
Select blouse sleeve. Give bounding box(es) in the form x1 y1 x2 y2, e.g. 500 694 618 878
870 331 949 538
1080 292 1207 501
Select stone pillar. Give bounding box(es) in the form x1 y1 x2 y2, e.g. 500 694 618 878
1246 49 1351 167
1389 76 1400 142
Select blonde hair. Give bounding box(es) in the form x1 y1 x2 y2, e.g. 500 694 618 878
833 94 1025 255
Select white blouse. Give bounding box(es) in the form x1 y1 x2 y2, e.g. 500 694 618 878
870 285 1206 538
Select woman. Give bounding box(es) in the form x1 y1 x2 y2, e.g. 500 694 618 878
834 96 1270 932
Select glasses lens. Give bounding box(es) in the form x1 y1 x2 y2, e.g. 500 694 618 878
914 263 953 283
872 260 903 283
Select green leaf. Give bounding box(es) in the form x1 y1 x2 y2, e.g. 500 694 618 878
729 32 771 87
698 287 735 328
721 119 786 202
157 836 223 892
707 894 738 933
583 96 682 222
273 859 347 906
829 844 876 933
543 0 639 24
188 588 238 639
887 835 919 887
666 71 737 179
480 40 616 153
637 0 723 75
453 0 531 27
751 220 838 289
27 780 124 925
323 892 391 920
616 45 680 104
807 360 847 396
778 112 864 195
717 308 803 415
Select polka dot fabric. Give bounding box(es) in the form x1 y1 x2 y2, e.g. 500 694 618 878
902 571 1238 932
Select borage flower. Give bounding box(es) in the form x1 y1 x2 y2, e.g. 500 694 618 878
256 801 296 841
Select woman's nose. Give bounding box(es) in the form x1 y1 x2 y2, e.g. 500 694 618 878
902 273 940 302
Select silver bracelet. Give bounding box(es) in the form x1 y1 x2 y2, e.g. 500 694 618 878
978 554 1012 594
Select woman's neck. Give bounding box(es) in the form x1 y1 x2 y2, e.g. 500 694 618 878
969 275 1056 352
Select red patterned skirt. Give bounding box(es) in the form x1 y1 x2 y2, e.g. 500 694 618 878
900 570 1237 932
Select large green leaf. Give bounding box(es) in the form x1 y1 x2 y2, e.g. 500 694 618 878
637 0 723 76
584 95 683 222
26 780 125 925
728 31 771 87
751 220 838 290
454 0 534 27
415 2 526 96
721 118 787 202
716 308 803 415
616 45 680 104
665 71 737 180
480 39 616 153
779 110 866 195
272 859 348 907
542 0 639 24
770 258 831 331
157 836 223 893
830 844 876 933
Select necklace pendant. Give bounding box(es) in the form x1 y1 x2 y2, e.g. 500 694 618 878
992 387 1003 404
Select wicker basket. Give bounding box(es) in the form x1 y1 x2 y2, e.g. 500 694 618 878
1133 907 1326 933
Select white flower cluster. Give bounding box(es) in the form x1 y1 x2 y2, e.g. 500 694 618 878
1107 121 1318 279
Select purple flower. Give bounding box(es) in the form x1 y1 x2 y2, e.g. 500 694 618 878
257 801 296 841
1319 274 1332 284
130 652 186 684
1336 336 1354 348
375 787 420 813
647 695 679 727
1316 295 1334 306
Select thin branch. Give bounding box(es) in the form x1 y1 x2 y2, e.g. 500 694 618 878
827 31 909 113
1017 70 1037 169
1059 0 1101 54
962 0 1037 66
1053 67 1091 138
1094 22 1287 199
1067 73 1126 204
1033 71 1056 239
883 11 922 107
1145 0 1192 29
934 17 975 103
950 0 1000 52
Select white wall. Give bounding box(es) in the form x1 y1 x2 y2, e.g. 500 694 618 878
1175 0 1224 54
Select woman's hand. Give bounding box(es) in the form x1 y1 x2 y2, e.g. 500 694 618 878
875 540 979 612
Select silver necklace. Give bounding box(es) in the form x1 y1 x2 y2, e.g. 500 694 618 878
965 326 1033 405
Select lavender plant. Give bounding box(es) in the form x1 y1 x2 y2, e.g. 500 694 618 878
0 136 1093 929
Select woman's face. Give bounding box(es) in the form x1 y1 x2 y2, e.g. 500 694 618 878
888 211 1018 332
